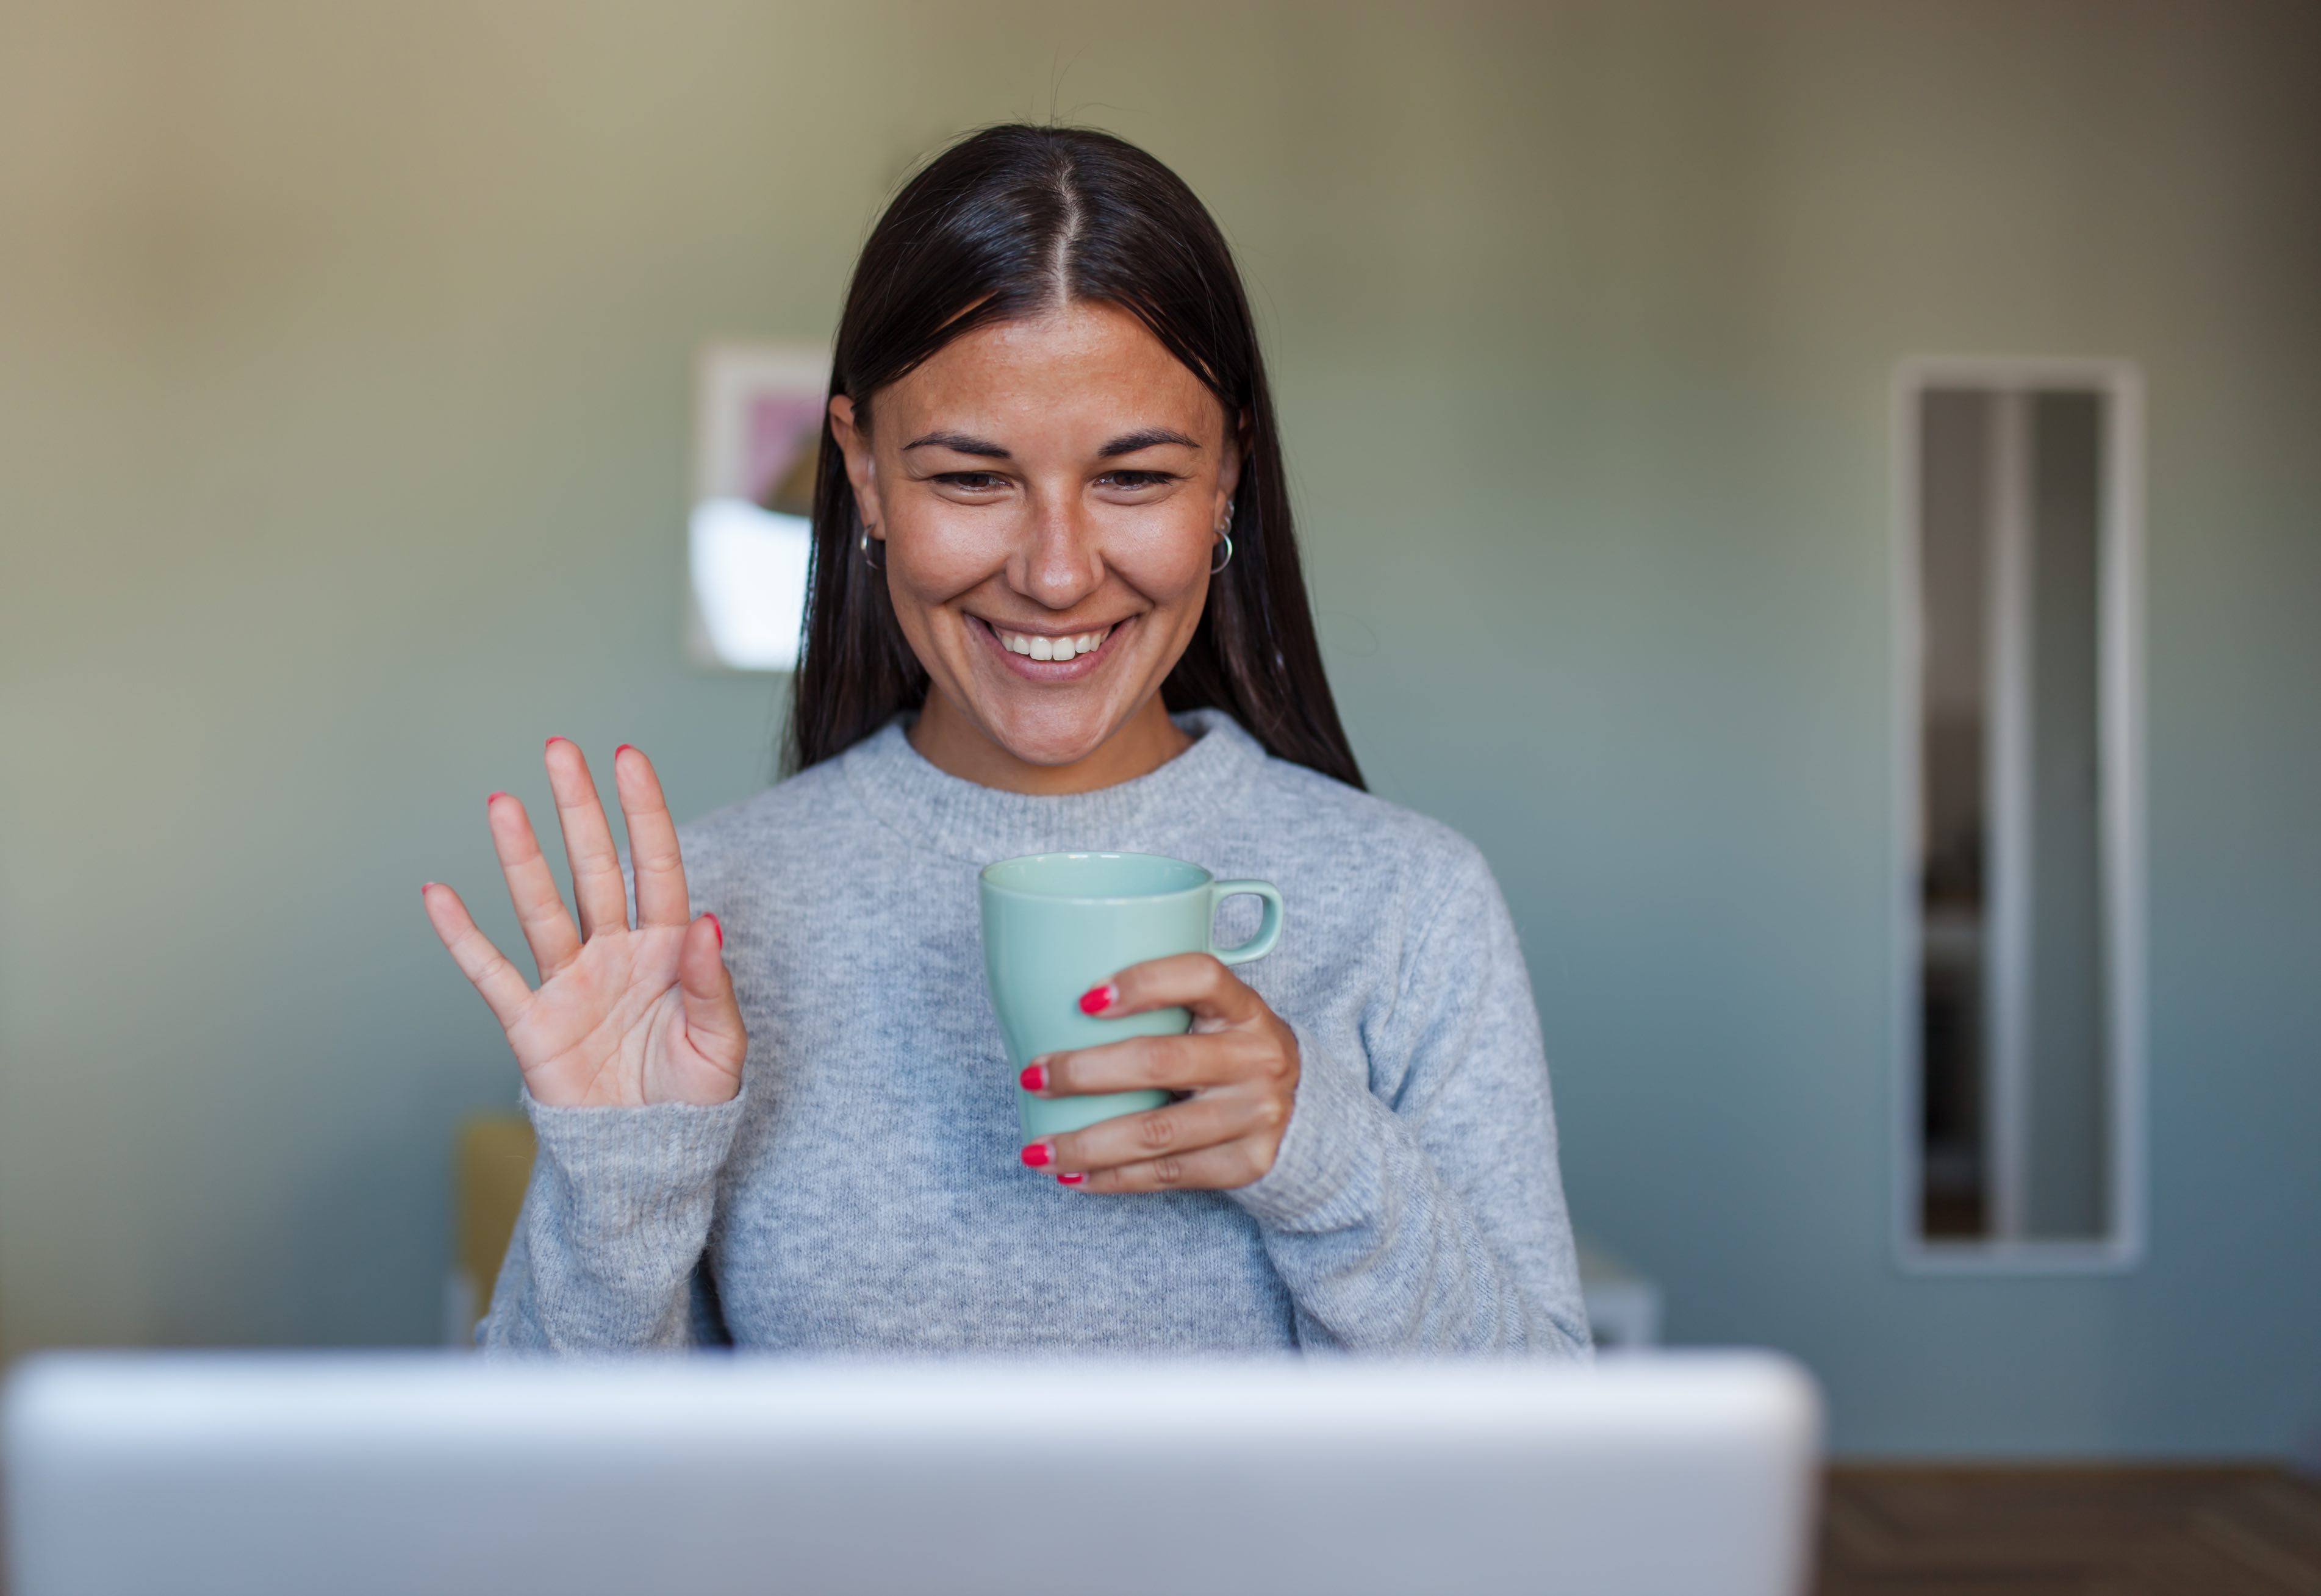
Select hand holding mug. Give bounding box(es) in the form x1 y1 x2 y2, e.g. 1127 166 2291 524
422 739 745 1108
1019 954 1300 1193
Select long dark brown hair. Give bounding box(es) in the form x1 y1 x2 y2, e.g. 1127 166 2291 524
783 124 1363 791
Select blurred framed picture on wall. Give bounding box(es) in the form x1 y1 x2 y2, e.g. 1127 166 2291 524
688 343 829 672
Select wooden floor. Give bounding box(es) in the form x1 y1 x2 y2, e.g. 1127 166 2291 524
1819 1466 2321 1595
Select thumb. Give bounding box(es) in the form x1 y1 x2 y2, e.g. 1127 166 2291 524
678 913 745 1066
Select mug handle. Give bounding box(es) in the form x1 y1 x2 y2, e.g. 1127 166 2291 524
1208 879 1284 966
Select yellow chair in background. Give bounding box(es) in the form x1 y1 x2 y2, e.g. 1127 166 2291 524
448 1112 535 1345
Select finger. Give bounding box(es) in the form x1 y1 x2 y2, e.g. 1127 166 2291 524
613 745 690 929
543 737 628 940
484 791 582 981
1072 1140 1275 1195
1043 1087 1280 1174
1028 1030 1261 1098
420 881 533 1029
1080 952 1262 1026
676 913 745 1067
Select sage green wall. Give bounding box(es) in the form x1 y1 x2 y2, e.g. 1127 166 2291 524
3 0 2316 1455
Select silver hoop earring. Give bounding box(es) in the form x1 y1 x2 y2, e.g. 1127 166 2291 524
1208 531 1234 575
858 525 886 572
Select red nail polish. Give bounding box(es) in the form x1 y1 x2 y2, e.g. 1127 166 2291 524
1019 1064 1047 1092
544 736 564 748
1056 1172 1084 1186
1078 983 1115 1016
420 881 436 895
615 743 634 757
1020 1142 1053 1168
486 791 508 805
704 912 722 947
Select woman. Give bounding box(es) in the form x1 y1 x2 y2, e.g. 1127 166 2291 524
423 125 1589 1354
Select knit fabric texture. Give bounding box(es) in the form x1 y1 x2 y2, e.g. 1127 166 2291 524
482 710 1591 1356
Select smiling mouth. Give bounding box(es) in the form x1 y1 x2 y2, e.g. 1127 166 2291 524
988 623 1114 661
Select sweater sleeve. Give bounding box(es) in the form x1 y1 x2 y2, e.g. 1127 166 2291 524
476 1089 745 1351
1229 846 1593 1356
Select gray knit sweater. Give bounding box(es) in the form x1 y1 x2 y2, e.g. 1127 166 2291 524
481 710 1590 1355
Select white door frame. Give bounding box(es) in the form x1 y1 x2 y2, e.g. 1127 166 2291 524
1889 356 2147 1273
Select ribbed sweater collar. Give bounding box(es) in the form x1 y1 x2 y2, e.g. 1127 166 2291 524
838 707 1261 865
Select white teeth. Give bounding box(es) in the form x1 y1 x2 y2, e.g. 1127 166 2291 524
997 624 1110 659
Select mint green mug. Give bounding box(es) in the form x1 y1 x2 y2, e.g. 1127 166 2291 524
979 851 1285 1142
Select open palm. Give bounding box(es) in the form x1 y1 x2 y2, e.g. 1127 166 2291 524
422 739 744 1107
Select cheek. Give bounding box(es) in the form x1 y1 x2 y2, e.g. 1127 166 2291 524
886 503 1016 605
1094 506 1216 603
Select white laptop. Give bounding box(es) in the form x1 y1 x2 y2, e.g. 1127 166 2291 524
4 1350 1820 1596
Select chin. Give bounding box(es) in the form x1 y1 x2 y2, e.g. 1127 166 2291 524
977 696 1126 768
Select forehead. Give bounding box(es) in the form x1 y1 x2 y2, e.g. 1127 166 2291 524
881 301 1222 445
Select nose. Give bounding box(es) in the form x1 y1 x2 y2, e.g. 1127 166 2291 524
1011 488 1103 612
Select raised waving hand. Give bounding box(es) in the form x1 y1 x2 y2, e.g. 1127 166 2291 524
422 739 744 1107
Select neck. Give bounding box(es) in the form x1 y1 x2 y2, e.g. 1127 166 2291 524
908 691 1193 795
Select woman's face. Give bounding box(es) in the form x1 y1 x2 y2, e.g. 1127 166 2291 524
828 301 1239 773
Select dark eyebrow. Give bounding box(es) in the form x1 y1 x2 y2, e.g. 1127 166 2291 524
1099 428 1202 457
902 431 1011 458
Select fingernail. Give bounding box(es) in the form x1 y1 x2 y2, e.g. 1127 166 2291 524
615 743 634 758
545 735 566 749
1020 1141 1054 1168
420 881 436 895
1078 982 1116 1016
1019 1063 1047 1092
1056 1172 1084 1186
704 912 723 947
486 791 508 805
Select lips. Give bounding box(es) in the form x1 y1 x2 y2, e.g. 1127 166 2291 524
972 615 1128 679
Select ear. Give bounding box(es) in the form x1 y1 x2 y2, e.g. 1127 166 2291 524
1214 406 1250 523
827 395 886 541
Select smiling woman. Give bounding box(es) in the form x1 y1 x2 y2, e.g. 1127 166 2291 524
424 125 1590 1358
791 125 1361 795
828 300 1243 787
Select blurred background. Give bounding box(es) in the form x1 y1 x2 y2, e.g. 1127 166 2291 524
1 0 2315 1465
